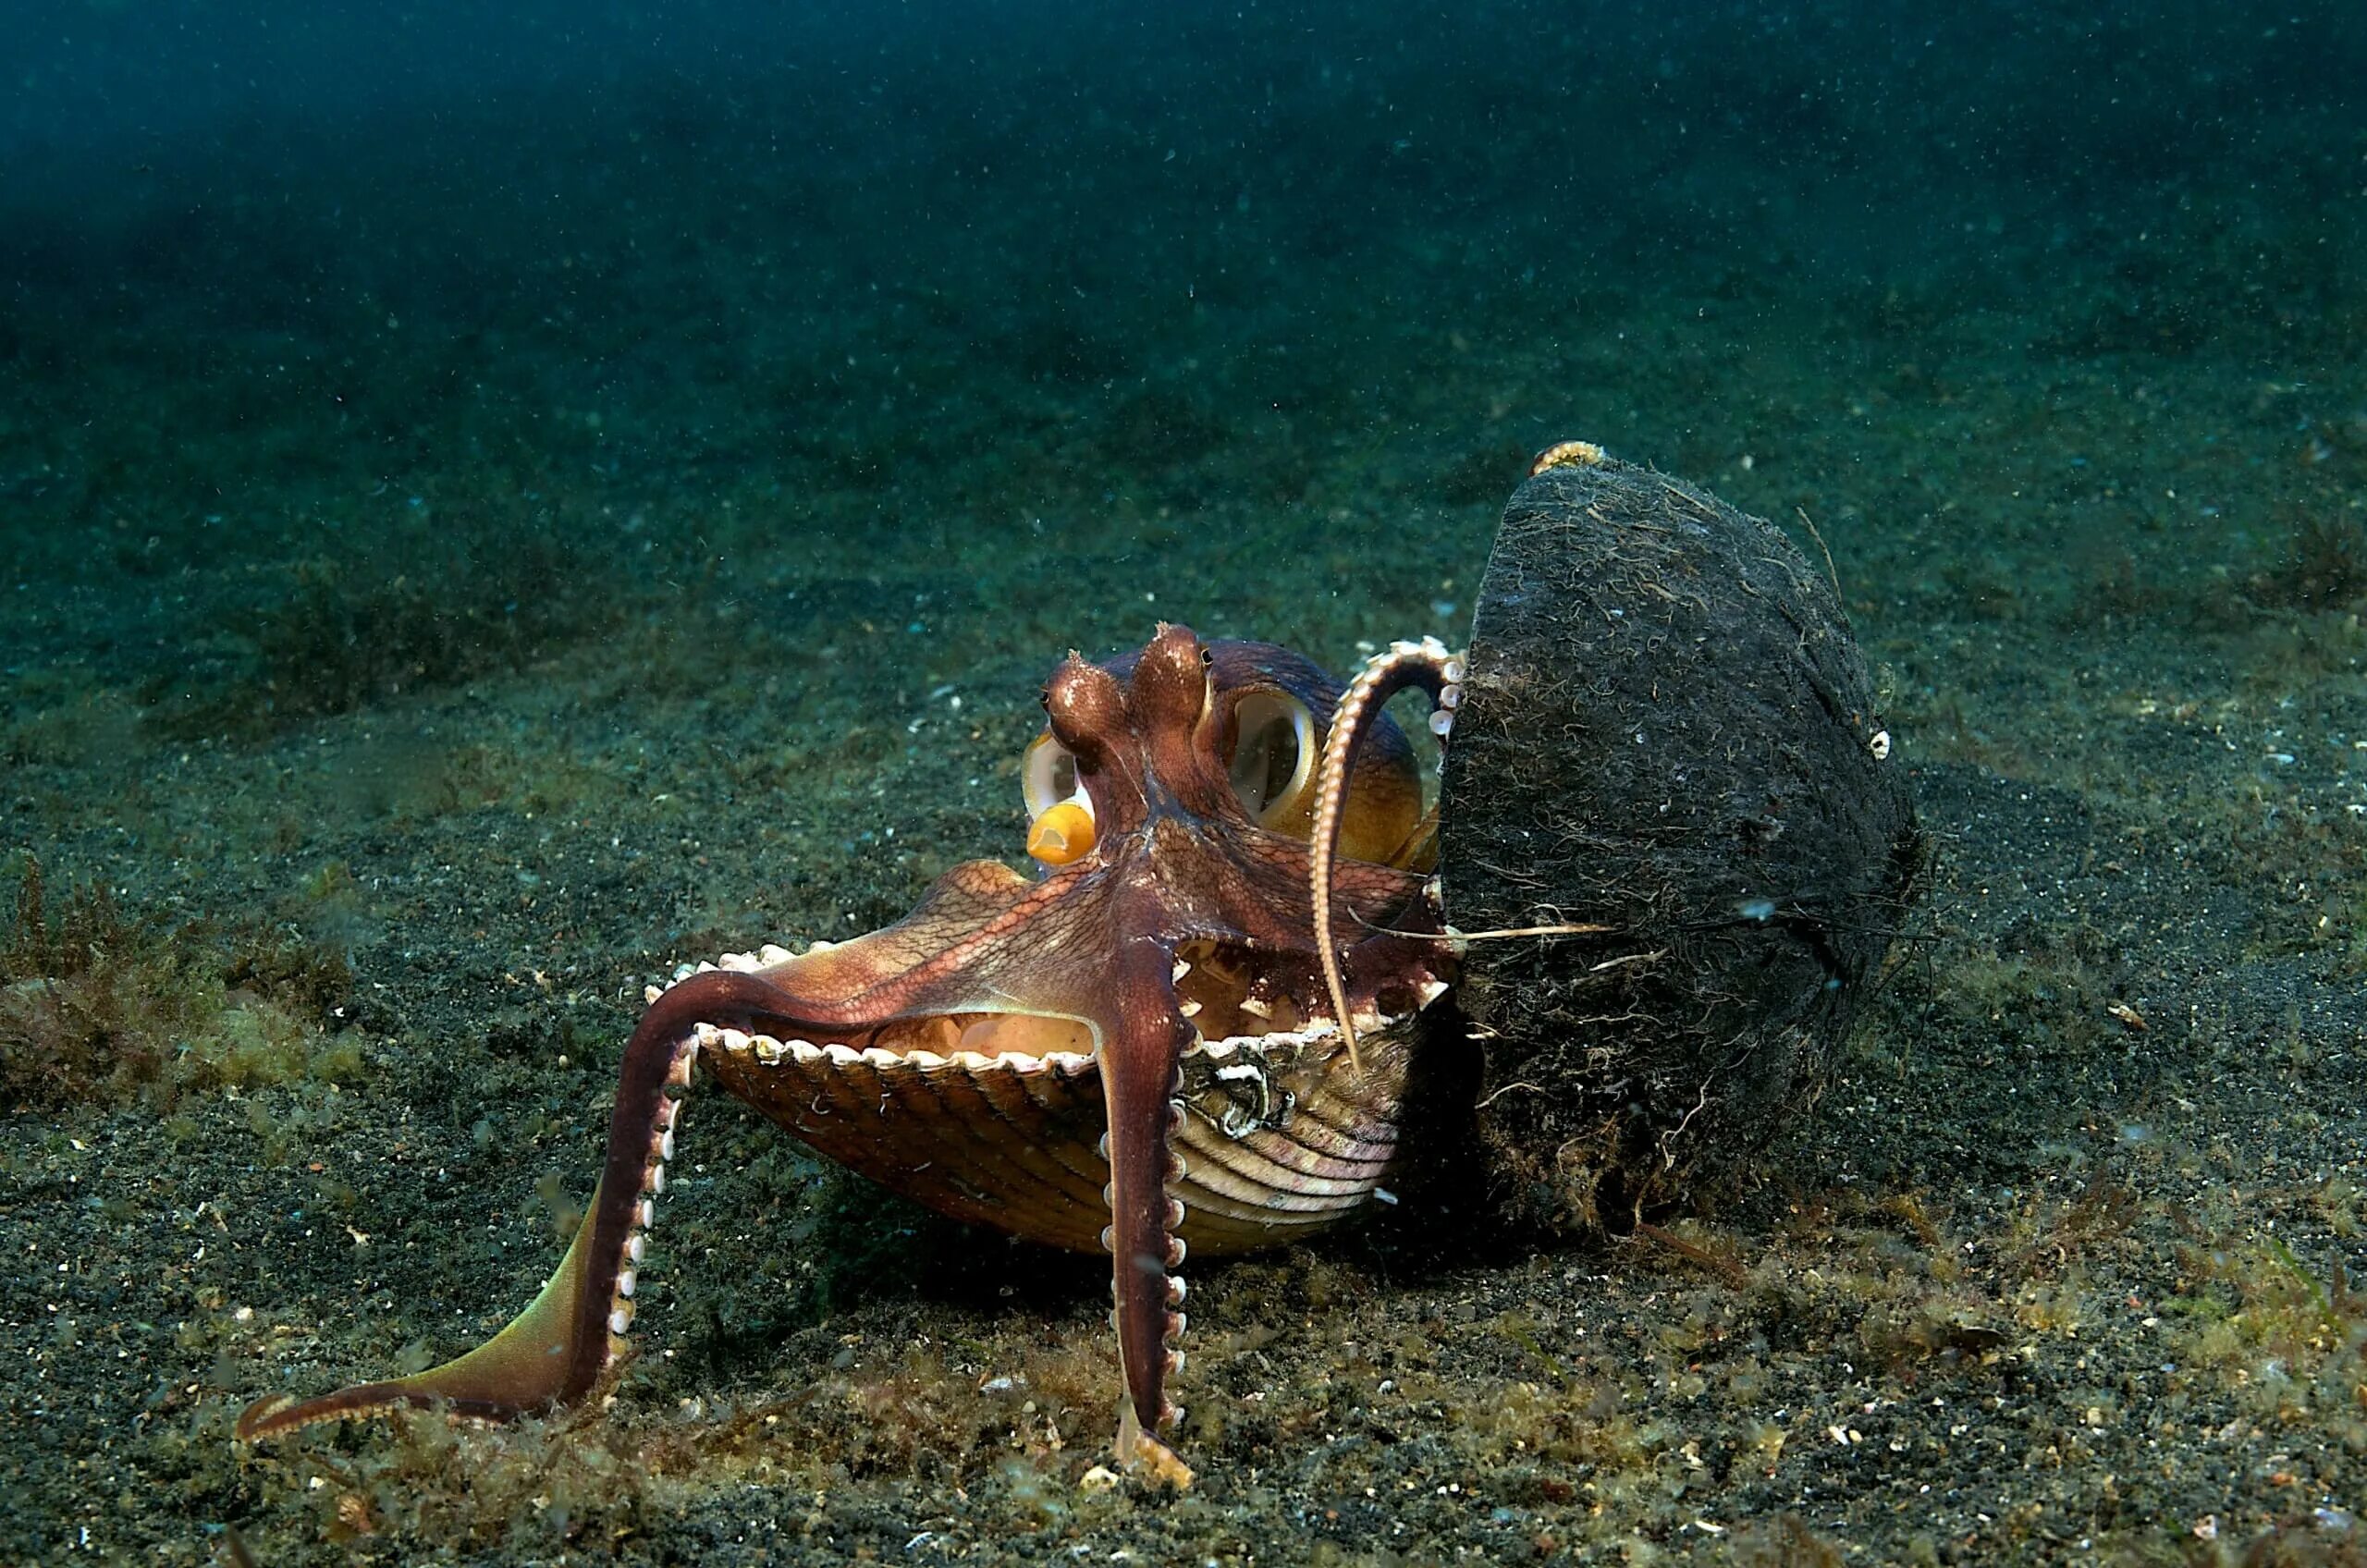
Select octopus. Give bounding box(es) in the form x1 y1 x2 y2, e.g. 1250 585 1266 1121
239 624 1467 1486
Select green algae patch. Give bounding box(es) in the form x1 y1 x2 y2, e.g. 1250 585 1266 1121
140 498 632 741
2165 1232 2367 1441
0 856 356 1109
2251 511 2367 613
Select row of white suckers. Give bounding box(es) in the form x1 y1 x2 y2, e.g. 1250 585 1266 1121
632 952 1448 1078
598 949 1446 1342
1381 635 1465 739
604 1039 693 1340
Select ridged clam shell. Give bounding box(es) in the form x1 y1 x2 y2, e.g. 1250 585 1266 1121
698 1021 1417 1256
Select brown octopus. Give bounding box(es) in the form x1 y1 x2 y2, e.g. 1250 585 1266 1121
239 623 1466 1485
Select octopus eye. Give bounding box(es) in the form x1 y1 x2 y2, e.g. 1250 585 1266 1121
1199 646 1215 668
1022 731 1081 815
1225 691 1317 828
1022 732 1097 866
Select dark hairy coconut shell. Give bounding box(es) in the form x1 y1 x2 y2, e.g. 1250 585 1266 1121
1437 446 1921 1233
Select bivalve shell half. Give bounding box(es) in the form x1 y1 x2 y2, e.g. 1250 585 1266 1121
697 1016 1421 1256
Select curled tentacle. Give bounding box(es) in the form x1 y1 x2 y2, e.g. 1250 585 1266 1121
237 970 801 1442
1309 637 1463 1067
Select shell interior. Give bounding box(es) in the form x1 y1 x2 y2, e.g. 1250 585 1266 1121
694 936 1430 1256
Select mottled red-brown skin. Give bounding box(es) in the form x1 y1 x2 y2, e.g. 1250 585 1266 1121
238 971 813 1431
568 973 811 1404
239 625 1444 1479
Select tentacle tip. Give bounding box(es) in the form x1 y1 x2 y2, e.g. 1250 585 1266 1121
233 1393 300 1444
1327 1008 1365 1072
235 1385 410 1443
1121 1427 1196 1490
1530 437 1607 474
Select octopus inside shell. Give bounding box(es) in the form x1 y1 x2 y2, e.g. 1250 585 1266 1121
237 442 1919 1486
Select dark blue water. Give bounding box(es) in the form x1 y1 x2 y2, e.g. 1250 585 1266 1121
8 1 2358 677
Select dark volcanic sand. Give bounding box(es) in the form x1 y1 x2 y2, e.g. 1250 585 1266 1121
3 5 2362 1562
